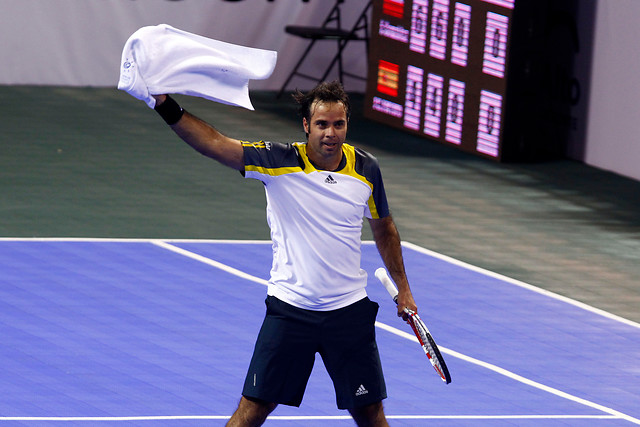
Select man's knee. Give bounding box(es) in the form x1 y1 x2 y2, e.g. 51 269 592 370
348 401 388 427
226 396 277 427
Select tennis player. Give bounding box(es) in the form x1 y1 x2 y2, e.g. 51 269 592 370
151 81 417 427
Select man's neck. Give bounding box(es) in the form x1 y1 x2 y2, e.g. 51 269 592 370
307 151 344 171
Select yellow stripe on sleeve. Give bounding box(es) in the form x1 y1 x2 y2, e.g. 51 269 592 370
245 164 303 176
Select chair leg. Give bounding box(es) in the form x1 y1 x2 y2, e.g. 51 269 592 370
277 0 371 96
319 1 372 84
277 39 319 98
319 39 346 83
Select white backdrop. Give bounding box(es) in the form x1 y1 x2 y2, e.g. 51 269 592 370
0 0 369 92
582 0 640 182
1 0 638 180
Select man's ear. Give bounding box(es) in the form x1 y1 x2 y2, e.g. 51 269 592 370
303 117 309 134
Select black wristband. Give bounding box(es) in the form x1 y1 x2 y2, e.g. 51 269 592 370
154 95 184 125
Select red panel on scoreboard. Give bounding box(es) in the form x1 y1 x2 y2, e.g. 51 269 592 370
377 60 400 97
383 0 405 18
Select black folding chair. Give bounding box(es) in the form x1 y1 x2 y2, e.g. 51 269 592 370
277 0 372 97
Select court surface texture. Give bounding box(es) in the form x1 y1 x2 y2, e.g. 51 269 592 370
2 86 640 425
0 238 638 426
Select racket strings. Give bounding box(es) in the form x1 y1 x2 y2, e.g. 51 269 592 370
408 312 435 359
406 310 451 383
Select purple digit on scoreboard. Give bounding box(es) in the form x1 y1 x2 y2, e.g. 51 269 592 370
429 0 450 60
410 0 429 53
476 90 503 157
404 66 424 131
445 79 465 145
423 73 444 137
482 12 509 78
451 3 471 67
480 0 514 9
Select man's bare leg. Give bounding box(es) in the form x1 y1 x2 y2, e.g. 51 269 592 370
226 396 277 427
348 401 389 427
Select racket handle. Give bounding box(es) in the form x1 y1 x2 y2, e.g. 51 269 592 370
375 268 399 304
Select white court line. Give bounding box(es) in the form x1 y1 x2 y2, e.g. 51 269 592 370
0 415 621 422
375 322 639 424
0 237 272 244
402 241 640 330
153 240 640 425
150 240 269 286
1 238 638 424
2 237 638 329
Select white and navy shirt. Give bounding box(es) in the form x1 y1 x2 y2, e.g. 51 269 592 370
243 141 390 311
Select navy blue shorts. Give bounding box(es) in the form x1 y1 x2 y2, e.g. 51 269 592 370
242 296 387 409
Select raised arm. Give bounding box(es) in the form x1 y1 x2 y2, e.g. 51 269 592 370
153 94 244 171
368 215 417 319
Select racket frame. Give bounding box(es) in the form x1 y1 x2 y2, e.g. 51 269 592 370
374 267 451 384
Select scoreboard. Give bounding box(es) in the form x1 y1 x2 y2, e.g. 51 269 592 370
364 0 578 161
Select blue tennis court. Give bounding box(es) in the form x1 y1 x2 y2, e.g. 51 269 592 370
1 239 638 425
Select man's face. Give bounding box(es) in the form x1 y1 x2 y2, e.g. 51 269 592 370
303 100 348 170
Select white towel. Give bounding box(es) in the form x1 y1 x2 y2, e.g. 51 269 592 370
118 24 277 110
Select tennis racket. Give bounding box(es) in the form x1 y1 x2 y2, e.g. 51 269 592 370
375 267 451 384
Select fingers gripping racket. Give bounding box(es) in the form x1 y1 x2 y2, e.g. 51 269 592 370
375 268 451 384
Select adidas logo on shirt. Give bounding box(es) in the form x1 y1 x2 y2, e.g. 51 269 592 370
325 174 338 184
355 384 369 396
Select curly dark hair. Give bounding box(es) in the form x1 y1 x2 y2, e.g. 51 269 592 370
292 81 351 123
